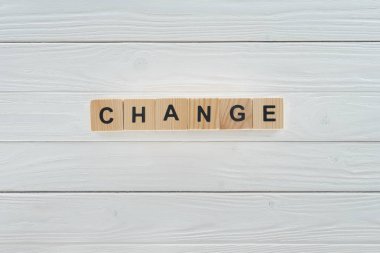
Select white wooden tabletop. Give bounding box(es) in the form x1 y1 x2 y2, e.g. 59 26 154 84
1 0 380 252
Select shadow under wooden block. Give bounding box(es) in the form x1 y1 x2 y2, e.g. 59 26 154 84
90 99 124 131
124 99 155 130
155 98 189 130
189 98 219 130
252 98 284 129
219 98 253 129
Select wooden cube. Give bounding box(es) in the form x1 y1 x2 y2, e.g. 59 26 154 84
252 98 283 129
124 99 155 130
219 99 253 129
90 99 124 131
189 98 219 130
155 98 189 130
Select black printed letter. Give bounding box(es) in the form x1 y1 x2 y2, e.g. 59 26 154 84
230 105 245 121
132 106 145 123
164 104 179 121
263 105 276 121
99 107 113 124
197 106 211 122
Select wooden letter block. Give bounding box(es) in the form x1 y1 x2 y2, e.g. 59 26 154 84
219 99 253 129
124 99 155 130
155 98 189 130
252 98 283 129
90 99 123 131
189 98 219 130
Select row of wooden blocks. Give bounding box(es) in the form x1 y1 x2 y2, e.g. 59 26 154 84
91 98 283 131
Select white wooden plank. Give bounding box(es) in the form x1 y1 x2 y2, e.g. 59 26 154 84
4 244 380 253
1 193 380 244
0 0 380 41
1 142 380 191
0 92 379 141
1 43 380 92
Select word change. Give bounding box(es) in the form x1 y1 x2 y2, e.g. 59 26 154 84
91 98 283 131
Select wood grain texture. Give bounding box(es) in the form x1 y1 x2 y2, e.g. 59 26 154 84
155 98 189 130
91 99 124 131
1 193 380 244
0 142 379 191
2 0 379 249
219 99 253 129
124 99 155 130
252 98 283 129
0 92 378 141
4 244 380 253
189 98 219 130
0 0 380 41
1 43 380 92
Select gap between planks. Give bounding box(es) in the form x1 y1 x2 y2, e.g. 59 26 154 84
2 191 380 194
2 91 380 94
2 41 380 44
3 243 380 253
1 140 380 143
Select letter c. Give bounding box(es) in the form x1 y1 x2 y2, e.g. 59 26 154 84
99 107 114 124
